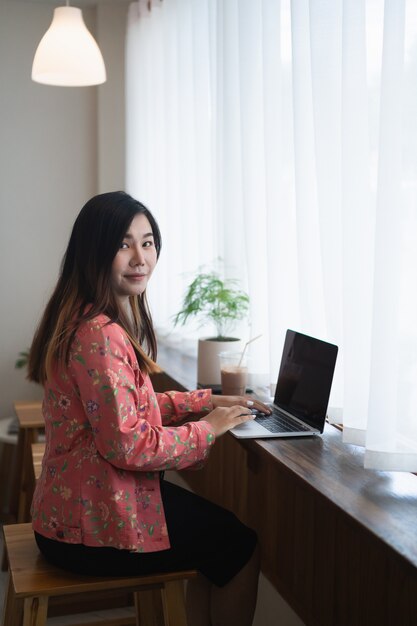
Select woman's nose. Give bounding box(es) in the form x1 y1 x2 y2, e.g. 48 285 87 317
130 245 145 266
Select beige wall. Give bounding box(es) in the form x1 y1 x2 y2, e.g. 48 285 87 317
97 2 127 193
0 0 128 418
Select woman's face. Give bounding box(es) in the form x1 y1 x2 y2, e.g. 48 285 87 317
110 213 158 305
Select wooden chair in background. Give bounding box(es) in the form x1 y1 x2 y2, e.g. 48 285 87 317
0 417 18 523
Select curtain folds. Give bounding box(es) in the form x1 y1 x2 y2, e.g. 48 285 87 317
126 0 417 471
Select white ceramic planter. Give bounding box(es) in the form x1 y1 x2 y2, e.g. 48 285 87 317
197 337 242 388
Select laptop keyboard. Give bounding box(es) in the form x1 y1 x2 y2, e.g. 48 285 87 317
256 411 311 433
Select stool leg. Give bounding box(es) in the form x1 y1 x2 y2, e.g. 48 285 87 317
1 545 8 572
134 588 165 626
23 596 48 626
0 441 17 524
2 573 23 626
161 580 188 626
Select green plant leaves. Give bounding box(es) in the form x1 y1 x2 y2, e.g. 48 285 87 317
173 271 249 338
15 350 30 369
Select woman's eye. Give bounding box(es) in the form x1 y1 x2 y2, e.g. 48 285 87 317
143 240 154 248
120 242 129 249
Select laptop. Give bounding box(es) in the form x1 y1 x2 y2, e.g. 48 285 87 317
230 329 338 439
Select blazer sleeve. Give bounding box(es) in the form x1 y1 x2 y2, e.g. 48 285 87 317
69 319 216 472
157 389 213 425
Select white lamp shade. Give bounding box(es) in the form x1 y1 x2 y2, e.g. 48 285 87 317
32 6 106 87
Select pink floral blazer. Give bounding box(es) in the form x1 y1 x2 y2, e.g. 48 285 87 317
31 315 215 552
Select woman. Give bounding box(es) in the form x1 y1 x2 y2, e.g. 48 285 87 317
28 191 269 626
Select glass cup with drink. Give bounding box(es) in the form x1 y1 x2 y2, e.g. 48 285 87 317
219 351 249 396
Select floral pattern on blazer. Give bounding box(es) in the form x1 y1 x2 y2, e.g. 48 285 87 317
32 315 215 552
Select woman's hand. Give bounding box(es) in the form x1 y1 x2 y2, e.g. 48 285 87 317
202 405 256 437
211 394 271 415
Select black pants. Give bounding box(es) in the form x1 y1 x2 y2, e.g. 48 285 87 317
35 479 257 587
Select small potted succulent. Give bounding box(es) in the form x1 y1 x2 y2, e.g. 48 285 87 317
174 270 250 388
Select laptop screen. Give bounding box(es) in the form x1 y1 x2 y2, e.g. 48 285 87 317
274 330 338 432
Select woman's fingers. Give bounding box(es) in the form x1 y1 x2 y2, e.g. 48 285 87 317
203 405 254 437
233 408 256 424
211 394 271 414
245 398 271 414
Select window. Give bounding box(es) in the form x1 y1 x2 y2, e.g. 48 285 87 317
126 0 417 471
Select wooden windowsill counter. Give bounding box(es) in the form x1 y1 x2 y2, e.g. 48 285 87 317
248 425 417 570
155 344 417 626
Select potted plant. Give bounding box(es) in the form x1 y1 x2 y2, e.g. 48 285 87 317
173 270 250 388
15 350 30 370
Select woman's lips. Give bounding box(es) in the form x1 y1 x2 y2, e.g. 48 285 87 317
125 274 146 280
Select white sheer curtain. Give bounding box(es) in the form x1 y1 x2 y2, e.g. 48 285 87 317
126 0 417 471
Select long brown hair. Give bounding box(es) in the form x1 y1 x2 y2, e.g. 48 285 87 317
28 191 162 384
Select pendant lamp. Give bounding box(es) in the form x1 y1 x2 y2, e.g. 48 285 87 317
32 5 106 87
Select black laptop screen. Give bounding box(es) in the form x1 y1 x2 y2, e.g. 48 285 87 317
274 330 338 432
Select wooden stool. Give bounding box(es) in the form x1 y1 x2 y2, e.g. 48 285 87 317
11 401 44 523
2 523 197 626
31 442 45 482
0 417 18 522
0 418 19 571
